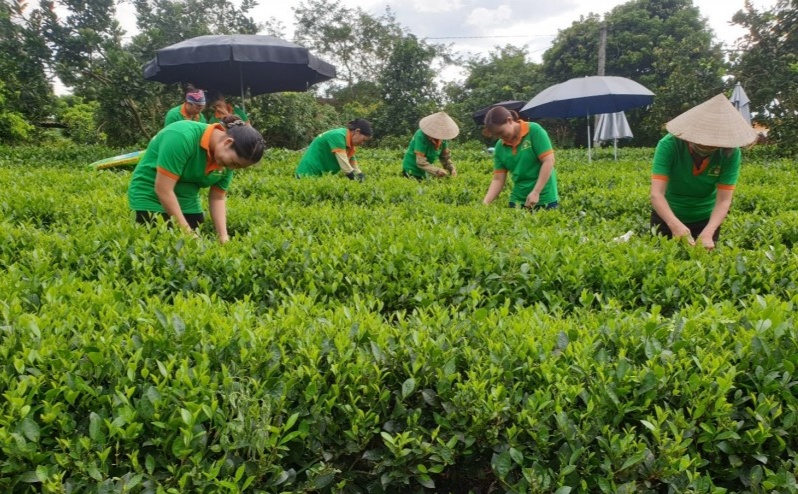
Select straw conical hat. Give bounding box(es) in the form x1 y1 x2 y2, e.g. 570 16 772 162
666 94 758 148
419 112 459 140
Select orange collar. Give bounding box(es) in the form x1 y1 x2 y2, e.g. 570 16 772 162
200 123 226 174
345 129 356 158
502 121 529 154
180 103 201 121
427 135 442 150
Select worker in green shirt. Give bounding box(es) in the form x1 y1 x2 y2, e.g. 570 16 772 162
650 94 758 250
164 89 207 127
482 106 558 209
295 119 372 180
402 112 459 180
128 116 265 244
205 89 249 125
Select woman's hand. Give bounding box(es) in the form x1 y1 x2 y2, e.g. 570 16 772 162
697 233 715 250
218 233 230 244
524 190 540 208
669 222 695 245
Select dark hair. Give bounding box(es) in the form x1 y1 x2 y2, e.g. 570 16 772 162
222 116 265 163
347 118 373 136
484 106 520 128
205 89 224 106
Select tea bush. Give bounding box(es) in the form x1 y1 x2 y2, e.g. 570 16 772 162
0 144 796 493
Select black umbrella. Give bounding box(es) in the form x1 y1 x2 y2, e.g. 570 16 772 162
472 100 527 125
143 34 337 104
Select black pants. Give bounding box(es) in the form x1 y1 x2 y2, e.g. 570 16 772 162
509 201 559 210
135 211 205 230
402 170 424 181
650 211 720 241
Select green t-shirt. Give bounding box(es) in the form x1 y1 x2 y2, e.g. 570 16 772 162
493 121 558 205
295 128 355 176
652 133 741 223
128 121 233 214
164 104 207 128
402 129 449 178
208 104 249 124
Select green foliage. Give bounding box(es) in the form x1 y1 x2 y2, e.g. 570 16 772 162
294 0 404 94
0 0 55 135
444 45 546 143
371 35 440 141
249 93 340 150
1 145 798 492
542 0 726 146
58 97 106 145
0 82 35 143
731 0 798 157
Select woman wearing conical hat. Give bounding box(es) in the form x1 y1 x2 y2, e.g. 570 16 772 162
650 94 758 250
402 112 459 180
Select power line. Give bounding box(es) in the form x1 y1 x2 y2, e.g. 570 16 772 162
424 34 557 40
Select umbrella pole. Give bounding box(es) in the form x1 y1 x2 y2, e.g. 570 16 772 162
239 64 246 113
587 116 592 163
614 138 618 161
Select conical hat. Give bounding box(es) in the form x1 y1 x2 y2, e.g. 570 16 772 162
666 94 758 148
419 112 459 140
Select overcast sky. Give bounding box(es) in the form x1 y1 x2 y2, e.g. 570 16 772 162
252 0 776 63
54 0 775 94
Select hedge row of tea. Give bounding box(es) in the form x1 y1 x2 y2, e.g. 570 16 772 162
1 145 797 493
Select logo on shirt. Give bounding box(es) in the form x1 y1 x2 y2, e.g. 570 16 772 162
708 166 721 177
520 140 532 151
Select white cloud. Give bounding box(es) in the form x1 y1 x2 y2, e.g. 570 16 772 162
466 5 512 27
411 0 463 13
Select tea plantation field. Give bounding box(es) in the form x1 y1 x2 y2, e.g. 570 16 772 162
1 144 797 493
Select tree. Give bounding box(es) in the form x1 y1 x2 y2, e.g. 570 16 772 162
294 0 403 101
542 0 726 146
371 34 440 140
732 0 798 155
445 45 545 142
0 0 54 141
249 93 339 150
36 0 260 145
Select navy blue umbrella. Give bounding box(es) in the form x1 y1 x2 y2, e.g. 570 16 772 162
143 35 336 100
520 76 654 161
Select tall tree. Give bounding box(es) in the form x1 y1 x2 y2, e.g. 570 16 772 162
542 0 726 146
371 34 440 140
445 45 545 141
732 0 798 155
0 0 54 141
293 0 403 100
37 0 259 145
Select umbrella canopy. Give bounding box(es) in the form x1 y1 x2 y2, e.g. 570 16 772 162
520 76 654 119
143 34 336 96
520 76 654 162
472 100 527 125
729 82 752 124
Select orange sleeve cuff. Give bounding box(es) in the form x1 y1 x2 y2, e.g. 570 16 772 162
331 148 345 154
651 174 669 181
717 184 736 191
211 185 227 194
494 169 508 175
414 151 425 157
538 149 554 160
157 167 180 180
